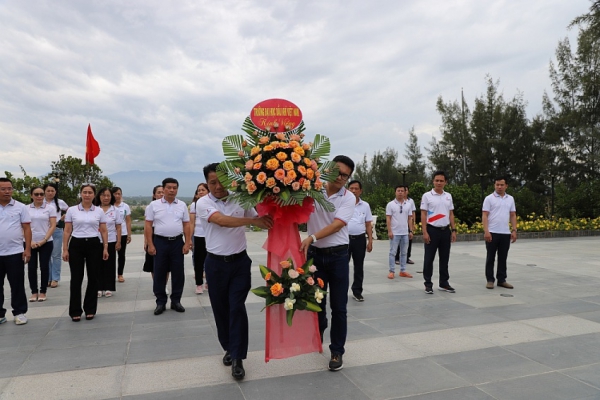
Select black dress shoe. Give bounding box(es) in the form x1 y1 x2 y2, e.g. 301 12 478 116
232 359 245 380
222 351 232 366
170 303 185 312
154 304 166 315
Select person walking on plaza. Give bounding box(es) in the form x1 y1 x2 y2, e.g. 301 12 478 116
0 177 31 325
196 163 273 380
27 186 57 302
482 176 518 289
143 185 164 277
300 155 356 372
94 188 123 298
346 180 373 302
43 182 68 288
63 184 109 321
395 186 417 266
111 187 131 283
189 183 209 294
144 178 192 316
420 171 457 294
386 185 414 279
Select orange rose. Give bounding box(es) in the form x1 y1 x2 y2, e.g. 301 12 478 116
247 181 257 194
292 182 301 191
250 146 261 156
266 177 276 188
279 142 290 149
256 172 267 184
296 267 304 274
280 260 291 268
272 186 281 193
270 282 284 296
259 136 270 144
244 172 253 182
245 160 254 170
317 278 324 288
290 134 301 141
274 169 286 181
283 176 294 186
276 133 286 141
311 160 318 170
265 272 272 281
293 147 305 156
298 165 307 176
264 145 274 152
315 171 321 178
238 150 245 157
306 169 315 180
302 143 311 151
288 140 299 148
276 152 288 161
271 141 280 149
242 140 248 147
231 181 238 188
283 161 294 171
302 180 311 191
253 162 262 170
314 179 323 190
266 158 279 170
254 154 262 163
304 158 312 167
298 177 305 186
287 169 297 181
291 152 302 163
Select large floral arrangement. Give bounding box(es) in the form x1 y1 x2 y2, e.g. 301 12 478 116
251 258 326 326
216 117 338 211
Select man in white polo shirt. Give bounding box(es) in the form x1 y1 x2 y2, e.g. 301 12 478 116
420 171 457 294
300 155 356 372
482 176 517 289
386 185 414 279
144 177 192 316
197 163 273 381
347 180 373 302
0 177 31 325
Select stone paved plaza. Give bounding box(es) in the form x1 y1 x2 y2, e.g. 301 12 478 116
1 233 600 400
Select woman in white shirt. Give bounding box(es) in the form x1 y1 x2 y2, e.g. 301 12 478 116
27 186 57 302
94 188 123 298
189 183 209 294
111 187 131 283
62 184 109 322
43 183 69 288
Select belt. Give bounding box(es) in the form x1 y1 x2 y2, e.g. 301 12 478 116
349 234 365 239
208 250 247 263
427 224 450 230
155 234 183 241
71 237 100 241
310 244 349 254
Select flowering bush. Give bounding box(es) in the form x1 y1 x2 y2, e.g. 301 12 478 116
251 258 327 326
216 118 338 211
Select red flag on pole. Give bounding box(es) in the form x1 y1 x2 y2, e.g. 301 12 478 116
85 124 100 165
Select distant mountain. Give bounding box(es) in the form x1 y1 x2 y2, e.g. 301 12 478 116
108 170 204 196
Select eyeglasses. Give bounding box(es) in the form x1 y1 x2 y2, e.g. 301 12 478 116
0 187 14 192
338 173 351 181
32 193 45 197
399 205 403 214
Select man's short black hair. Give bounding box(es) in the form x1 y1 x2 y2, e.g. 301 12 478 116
395 185 407 191
347 180 362 189
432 170 448 181
162 177 179 188
333 155 355 175
0 177 13 184
494 176 508 184
203 163 220 180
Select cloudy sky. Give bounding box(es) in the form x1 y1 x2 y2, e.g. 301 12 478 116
0 0 591 178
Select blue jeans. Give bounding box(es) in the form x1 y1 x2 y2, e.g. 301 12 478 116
389 235 409 273
49 228 63 282
308 246 349 355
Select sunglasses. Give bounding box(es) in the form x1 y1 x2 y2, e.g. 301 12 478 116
32 192 45 197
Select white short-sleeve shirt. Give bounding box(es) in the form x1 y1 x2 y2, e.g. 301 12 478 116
98 205 123 243
483 192 516 234
386 199 412 235
44 198 69 218
347 198 373 236
115 202 131 236
28 203 57 242
0 199 31 256
65 204 108 238
144 198 189 237
189 200 206 238
420 189 454 227
197 193 256 255
307 186 355 248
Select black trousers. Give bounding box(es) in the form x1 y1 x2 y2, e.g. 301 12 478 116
98 242 117 291
153 236 185 306
117 236 128 275
348 235 366 296
193 236 207 286
69 237 101 317
0 253 28 318
423 226 451 287
485 233 511 283
28 241 53 294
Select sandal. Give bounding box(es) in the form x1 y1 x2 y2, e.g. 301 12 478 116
38 293 47 302
85 314 95 321
104 290 112 297
71 316 81 322
50 281 59 288
29 294 38 302
118 275 125 282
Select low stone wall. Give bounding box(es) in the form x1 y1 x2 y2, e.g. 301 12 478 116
410 229 600 243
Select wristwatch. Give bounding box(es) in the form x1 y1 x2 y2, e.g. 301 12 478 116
451 228 457 232
310 234 318 243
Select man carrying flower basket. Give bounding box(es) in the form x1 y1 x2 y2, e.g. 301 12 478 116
196 163 274 380
300 155 356 371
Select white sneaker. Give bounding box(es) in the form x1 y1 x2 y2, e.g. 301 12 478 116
165 285 170 295
14 314 28 325
105 290 112 297
98 291 103 298
195 285 204 294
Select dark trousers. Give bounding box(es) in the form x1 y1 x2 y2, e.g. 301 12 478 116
348 235 366 296
0 253 28 318
117 236 127 275
68 237 101 317
485 233 511 283
153 236 185 306
423 226 451 287
308 246 349 355
98 242 117 291
193 236 207 286
28 241 53 294
205 252 251 360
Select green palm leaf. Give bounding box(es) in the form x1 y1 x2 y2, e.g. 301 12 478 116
222 135 245 160
310 134 330 160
